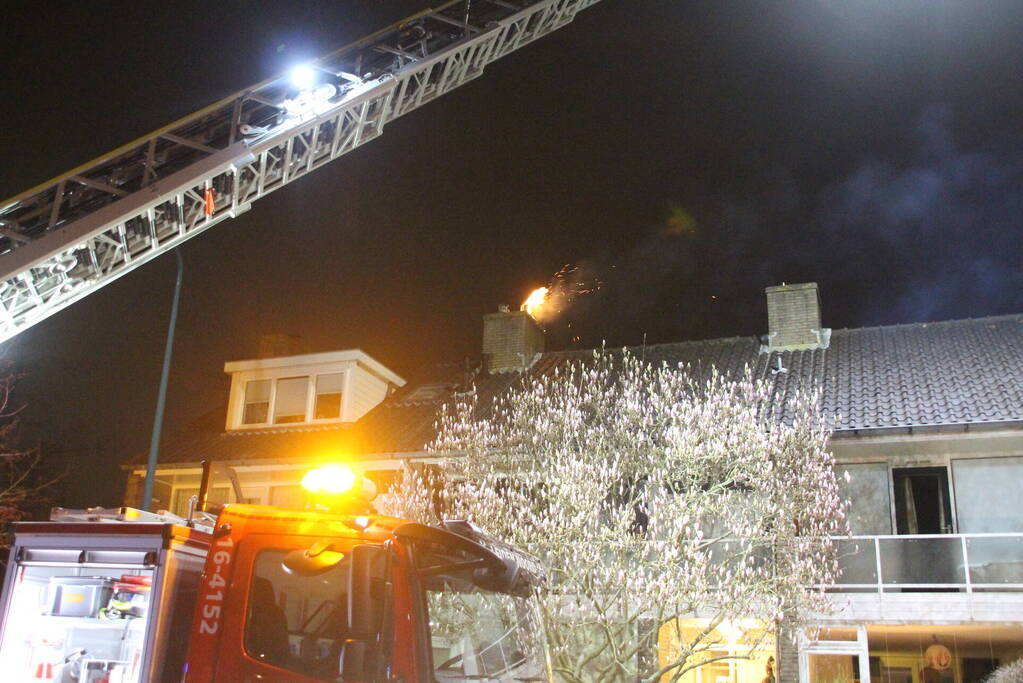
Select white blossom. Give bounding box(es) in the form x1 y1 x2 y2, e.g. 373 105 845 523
380 350 848 682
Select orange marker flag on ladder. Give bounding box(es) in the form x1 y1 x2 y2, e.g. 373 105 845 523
204 188 216 216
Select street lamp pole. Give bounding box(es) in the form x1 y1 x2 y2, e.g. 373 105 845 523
141 249 183 511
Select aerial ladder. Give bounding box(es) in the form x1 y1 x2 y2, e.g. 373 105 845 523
0 0 602 344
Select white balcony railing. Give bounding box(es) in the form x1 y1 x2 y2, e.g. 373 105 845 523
831 533 1023 593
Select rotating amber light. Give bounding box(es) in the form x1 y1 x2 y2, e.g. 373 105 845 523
302 464 357 495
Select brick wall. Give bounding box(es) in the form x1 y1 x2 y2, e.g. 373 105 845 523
777 620 800 683
482 310 545 373
766 282 822 350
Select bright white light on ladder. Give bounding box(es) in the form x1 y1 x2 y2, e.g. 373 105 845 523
290 64 317 90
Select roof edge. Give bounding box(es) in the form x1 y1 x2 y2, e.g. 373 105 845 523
833 418 1023 439
223 348 405 386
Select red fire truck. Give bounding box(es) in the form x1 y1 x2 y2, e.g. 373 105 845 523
0 462 549 682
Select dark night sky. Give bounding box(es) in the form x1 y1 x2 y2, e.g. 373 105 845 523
2 1 1022 507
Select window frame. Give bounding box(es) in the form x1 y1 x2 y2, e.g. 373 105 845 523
272 375 312 425
234 371 349 428
311 372 346 423
241 379 272 426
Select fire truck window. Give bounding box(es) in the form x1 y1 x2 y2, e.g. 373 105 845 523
245 549 350 680
422 567 546 682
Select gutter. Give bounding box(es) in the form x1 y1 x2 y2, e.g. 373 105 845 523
122 450 439 473
833 418 1023 439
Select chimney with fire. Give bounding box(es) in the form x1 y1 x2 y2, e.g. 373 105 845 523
482 288 548 373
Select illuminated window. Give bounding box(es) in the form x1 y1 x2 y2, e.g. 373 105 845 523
659 618 773 683
243 379 271 424
314 373 344 419
274 376 309 424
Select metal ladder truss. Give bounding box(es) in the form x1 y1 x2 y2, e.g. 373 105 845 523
0 0 602 343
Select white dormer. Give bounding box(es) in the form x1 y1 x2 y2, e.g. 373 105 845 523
223 349 405 431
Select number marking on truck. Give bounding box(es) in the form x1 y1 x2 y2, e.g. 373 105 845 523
198 536 234 634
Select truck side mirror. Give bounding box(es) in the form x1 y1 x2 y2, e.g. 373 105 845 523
341 543 392 682
347 543 391 638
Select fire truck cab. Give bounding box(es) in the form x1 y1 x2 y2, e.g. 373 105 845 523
0 464 549 682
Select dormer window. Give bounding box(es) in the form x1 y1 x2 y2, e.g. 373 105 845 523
238 372 350 427
244 380 271 424
314 373 344 419
225 349 404 431
274 376 309 424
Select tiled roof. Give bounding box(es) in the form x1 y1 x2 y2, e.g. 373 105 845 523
139 314 1023 467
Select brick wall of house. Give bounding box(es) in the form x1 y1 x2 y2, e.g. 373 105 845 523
777 622 800 683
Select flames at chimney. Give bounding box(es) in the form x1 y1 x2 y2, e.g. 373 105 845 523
520 287 550 319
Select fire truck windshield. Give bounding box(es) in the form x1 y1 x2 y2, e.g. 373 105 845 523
418 556 547 682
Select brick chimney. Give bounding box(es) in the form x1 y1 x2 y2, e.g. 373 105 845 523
258 333 304 359
482 305 545 373
763 282 829 351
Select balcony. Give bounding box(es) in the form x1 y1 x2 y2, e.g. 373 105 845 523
826 533 1023 622
833 533 1023 591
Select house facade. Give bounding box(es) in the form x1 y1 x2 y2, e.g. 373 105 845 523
123 284 1023 683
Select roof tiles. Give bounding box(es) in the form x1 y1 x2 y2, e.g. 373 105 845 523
144 314 1023 466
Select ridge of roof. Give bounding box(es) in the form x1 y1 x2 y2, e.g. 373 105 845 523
536 335 758 361
829 312 1023 336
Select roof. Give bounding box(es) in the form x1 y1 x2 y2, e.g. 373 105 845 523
136 313 1023 468
223 348 405 387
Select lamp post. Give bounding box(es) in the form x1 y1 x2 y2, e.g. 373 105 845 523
141 249 183 511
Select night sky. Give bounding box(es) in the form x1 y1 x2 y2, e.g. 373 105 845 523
2 1 1022 507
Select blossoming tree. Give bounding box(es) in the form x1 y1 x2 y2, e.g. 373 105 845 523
382 350 848 682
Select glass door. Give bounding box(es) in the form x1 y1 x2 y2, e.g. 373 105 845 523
801 626 870 683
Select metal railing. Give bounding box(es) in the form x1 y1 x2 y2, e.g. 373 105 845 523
831 533 1023 593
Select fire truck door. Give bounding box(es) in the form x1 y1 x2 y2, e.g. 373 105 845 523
214 534 361 682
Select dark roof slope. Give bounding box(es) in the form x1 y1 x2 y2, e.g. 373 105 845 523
139 314 1023 467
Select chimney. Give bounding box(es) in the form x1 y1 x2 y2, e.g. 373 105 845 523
763 282 829 351
482 305 545 373
258 333 304 359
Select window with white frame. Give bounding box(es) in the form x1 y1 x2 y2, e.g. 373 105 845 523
243 379 271 425
274 376 309 424
314 373 344 419
238 372 347 427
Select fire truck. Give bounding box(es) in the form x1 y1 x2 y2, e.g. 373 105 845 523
0 0 607 680
0 463 548 682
